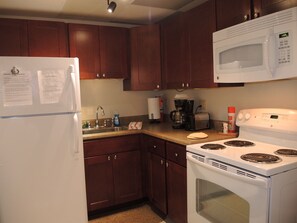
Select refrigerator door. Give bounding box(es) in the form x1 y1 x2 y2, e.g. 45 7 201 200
0 57 81 117
0 113 87 223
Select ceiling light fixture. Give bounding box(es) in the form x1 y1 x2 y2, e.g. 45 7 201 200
107 0 117 13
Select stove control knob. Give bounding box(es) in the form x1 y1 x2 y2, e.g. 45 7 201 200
245 113 251 120
237 112 244 120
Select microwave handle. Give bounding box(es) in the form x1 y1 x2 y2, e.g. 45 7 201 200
265 30 277 76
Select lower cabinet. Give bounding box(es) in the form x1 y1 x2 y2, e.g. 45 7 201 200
84 135 142 212
144 135 187 223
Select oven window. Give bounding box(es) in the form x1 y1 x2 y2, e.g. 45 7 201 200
196 179 249 223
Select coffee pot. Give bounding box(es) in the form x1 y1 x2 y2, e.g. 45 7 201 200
170 99 187 129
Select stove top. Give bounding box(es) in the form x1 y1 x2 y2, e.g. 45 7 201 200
187 138 297 176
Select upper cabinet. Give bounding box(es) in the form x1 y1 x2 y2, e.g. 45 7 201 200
68 23 128 79
0 18 28 56
161 0 217 89
161 14 190 89
0 18 68 57
124 24 162 90
27 20 68 57
216 0 297 30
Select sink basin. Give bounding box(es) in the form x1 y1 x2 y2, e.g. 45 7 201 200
82 126 128 134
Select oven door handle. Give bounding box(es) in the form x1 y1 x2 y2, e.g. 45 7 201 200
187 154 269 188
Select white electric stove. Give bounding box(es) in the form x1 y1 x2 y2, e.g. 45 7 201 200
186 108 297 223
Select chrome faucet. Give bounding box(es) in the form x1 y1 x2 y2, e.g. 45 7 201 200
95 105 105 128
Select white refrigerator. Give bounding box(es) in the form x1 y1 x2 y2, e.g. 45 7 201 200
0 57 88 223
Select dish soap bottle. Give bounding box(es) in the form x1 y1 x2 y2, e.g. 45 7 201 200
114 113 120 127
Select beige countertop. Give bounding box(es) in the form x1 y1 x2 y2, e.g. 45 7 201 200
83 122 236 146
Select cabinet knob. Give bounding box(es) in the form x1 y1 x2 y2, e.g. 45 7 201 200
96 73 100 78
161 159 164 165
114 155 117 160
182 83 185 87
153 145 157 149
166 162 169 168
186 83 189 87
108 156 111 161
156 84 160 89
102 73 106 78
243 14 249 21
175 153 179 157
254 12 260 18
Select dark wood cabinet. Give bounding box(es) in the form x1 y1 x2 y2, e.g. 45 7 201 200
186 0 217 88
124 24 162 90
83 135 142 212
0 18 28 56
144 135 187 223
69 23 128 79
99 26 129 79
216 0 297 30
166 142 187 223
28 20 68 57
161 13 190 89
162 0 217 88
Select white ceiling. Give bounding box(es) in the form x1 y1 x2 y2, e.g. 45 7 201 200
0 0 208 25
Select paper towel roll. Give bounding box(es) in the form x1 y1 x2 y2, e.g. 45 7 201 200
148 98 160 120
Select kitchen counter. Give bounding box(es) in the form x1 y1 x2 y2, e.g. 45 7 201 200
83 122 236 146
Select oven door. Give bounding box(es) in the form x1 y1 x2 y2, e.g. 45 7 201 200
187 152 270 223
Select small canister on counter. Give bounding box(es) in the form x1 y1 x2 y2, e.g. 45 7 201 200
228 106 236 133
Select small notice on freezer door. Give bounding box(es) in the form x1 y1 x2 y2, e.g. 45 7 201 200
37 70 66 104
2 71 33 107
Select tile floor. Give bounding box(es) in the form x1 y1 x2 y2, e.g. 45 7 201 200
88 204 169 223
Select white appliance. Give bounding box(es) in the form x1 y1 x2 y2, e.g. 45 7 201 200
0 57 88 223
213 7 297 83
187 108 297 223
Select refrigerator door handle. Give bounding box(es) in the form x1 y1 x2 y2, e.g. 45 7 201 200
73 113 80 154
70 65 78 112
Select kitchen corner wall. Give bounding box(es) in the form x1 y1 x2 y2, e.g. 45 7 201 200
80 78 297 122
163 79 297 121
80 79 160 121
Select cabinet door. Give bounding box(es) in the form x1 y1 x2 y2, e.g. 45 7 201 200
260 0 297 16
0 18 28 56
186 0 217 88
161 13 190 89
113 150 142 204
28 20 68 57
148 153 167 214
216 0 251 30
167 160 187 223
84 155 114 211
69 24 100 79
99 26 128 79
125 24 161 90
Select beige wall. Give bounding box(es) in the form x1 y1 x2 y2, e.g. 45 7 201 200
80 78 297 122
163 79 297 121
80 79 160 121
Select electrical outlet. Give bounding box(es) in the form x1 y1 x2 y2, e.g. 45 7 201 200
200 100 206 111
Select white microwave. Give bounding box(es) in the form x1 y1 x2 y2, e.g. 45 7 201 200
213 7 297 83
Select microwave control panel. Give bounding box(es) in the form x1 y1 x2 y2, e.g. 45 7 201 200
277 32 291 65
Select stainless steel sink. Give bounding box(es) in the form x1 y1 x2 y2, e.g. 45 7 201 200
82 126 128 134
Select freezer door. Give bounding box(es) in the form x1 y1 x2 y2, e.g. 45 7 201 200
0 113 87 223
0 57 81 117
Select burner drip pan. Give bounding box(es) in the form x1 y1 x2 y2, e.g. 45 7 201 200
201 144 226 150
241 153 282 164
275 149 297 156
224 140 255 147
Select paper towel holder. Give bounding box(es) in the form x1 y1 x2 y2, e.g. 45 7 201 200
148 98 160 123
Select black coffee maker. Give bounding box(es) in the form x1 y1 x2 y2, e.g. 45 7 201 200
184 100 196 131
170 99 187 129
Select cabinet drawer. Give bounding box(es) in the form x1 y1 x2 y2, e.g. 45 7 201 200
146 136 166 158
84 135 140 157
166 142 186 167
